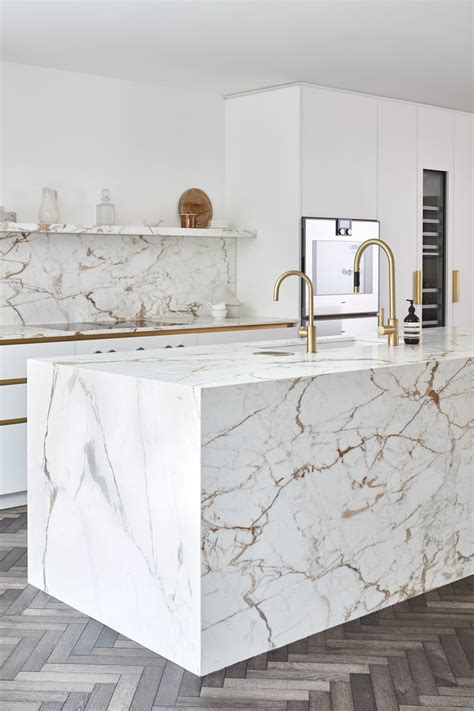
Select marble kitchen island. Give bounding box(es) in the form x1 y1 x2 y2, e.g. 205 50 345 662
28 329 473 675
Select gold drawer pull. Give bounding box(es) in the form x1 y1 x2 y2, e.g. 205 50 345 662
452 270 460 303
414 270 423 305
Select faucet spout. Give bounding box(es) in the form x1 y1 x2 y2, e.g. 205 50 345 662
273 270 317 353
353 238 399 346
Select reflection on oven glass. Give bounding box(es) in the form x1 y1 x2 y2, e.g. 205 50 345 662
312 241 373 296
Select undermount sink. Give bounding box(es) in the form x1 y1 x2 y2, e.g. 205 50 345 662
253 336 360 356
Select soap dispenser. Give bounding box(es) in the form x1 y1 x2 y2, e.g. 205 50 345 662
403 299 421 345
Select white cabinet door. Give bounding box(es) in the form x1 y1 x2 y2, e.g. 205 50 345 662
0 341 75 380
73 333 198 355
0 423 27 498
377 100 419 322
0 384 27 420
197 326 298 346
452 113 473 328
302 87 378 219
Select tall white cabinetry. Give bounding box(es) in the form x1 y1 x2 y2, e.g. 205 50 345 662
377 100 418 322
226 85 378 319
226 84 472 329
302 88 378 219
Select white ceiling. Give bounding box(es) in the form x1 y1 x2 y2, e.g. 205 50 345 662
1 0 473 111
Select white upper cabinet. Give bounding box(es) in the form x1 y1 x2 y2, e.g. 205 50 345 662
452 113 473 328
377 100 419 321
301 87 378 219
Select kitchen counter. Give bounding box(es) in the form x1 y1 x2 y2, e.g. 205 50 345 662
0 316 297 344
27 328 473 675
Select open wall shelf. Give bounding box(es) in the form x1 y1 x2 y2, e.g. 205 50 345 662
0 223 256 239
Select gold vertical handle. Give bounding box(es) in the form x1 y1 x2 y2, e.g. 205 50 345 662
378 307 385 328
452 270 459 303
414 270 423 305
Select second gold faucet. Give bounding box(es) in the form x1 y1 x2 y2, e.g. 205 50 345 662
273 270 317 353
353 238 399 346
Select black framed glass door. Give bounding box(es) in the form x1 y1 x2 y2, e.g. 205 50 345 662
422 170 446 328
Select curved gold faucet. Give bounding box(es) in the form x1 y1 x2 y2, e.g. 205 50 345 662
353 238 399 346
273 270 317 353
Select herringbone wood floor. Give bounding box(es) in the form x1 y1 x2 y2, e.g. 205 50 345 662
0 507 472 710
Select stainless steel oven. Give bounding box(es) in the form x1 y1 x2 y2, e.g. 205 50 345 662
302 217 379 334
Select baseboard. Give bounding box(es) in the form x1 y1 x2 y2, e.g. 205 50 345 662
0 491 27 510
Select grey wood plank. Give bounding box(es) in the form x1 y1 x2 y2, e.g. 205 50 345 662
71 620 103 656
107 673 141 711
419 695 474 706
130 666 165 711
369 664 399 711
288 639 308 654
179 670 202 696
224 661 248 678
456 630 474 667
47 624 87 664
330 680 354 711
387 655 419 706
29 591 50 609
0 636 40 680
70 653 165 667
0 702 40 711
153 661 184 706
202 669 225 688
175 698 287 708
83 683 116 711
62 692 89 711
424 641 457 687
0 691 67 704
286 702 309 711
308 690 331 711
0 547 25 572
39 704 63 711
406 646 438 695
21 630 64 672
441 635 474 678
247 653 268 670
5 584 39 615
349 673 376 711
267 648 288 663
4 514 27 534
94 626 119 648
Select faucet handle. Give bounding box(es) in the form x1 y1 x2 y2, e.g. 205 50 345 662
299 326 308 339
377 307 386 336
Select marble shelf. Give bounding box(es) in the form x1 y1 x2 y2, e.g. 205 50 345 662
0 223 257 239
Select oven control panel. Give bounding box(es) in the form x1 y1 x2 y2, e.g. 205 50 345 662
336 218 352 236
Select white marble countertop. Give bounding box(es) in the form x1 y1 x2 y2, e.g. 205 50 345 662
0 316 297 343
38 328 473 389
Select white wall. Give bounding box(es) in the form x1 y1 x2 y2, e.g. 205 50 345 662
1 62 225 225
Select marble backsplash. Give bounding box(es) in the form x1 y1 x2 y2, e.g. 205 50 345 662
0 231 236 325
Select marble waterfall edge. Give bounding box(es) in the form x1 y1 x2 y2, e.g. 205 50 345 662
28 346 473 675
1 231 236 325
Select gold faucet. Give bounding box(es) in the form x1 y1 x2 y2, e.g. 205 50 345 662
273 270 317 353
353 238 399 346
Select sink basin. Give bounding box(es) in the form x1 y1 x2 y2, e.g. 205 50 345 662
253 336 360 356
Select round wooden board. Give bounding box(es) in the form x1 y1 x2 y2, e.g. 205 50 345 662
178 188 213 228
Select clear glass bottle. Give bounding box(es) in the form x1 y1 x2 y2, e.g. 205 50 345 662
96 189 115 226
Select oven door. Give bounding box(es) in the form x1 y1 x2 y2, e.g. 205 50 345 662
303 218 379 318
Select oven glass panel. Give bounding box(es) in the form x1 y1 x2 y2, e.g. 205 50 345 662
311 241 373 295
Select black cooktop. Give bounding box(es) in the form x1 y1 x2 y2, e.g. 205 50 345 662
39 320 186 332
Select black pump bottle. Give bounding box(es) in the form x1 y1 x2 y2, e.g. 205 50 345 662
403 299 421 345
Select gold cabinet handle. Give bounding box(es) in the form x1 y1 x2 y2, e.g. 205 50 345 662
414 270 423 305
452 270 460 303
